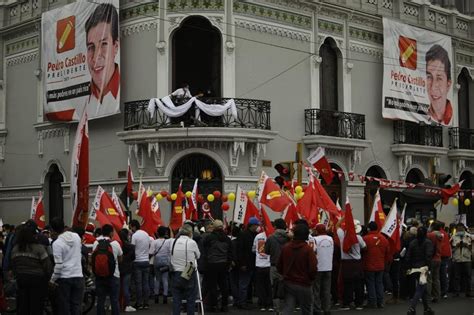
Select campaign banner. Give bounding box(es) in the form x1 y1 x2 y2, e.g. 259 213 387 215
42 0 120 121
382 18 453 126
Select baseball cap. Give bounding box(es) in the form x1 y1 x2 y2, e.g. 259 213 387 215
248 217 261 226
212 219 224 229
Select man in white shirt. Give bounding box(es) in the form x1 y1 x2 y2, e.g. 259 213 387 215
170 224 200 315
130 220 151 310
253 230 273 311
92 224 123 315
313 224 334 315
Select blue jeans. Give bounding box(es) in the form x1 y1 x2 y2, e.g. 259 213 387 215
440 257 450 296
133 261 150 305
365 271 384 306
409 277 429 310
237 269 254 306
121 273 132 306
283 282 313 315
56 277 84 315
154 266 169 296
171 271 197 315
96 277 120 315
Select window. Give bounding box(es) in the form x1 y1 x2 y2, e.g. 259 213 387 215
458 68 471 129
319 38 340 111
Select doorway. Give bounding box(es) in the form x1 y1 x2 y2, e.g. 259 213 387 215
45 164 64 222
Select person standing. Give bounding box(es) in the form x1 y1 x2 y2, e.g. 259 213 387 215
92 224 123 315
253 226 273 311
451 223 472 298
50 218 85 315
11 224 52 315
363 222 390 309
130 220 151 310
427 221 443 302
438 222 451 299
118 228 136 312
170 224 201 315
277 224 317 315
313 224 334 315
150 226 172 305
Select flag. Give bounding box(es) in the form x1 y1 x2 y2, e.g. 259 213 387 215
185 179 198 221
381 200 401 257
440 181 462 204
342 196 358 253
112 187 126 224
30 196 36 220
233 186 248 224
399 203 406 237
307 147 334 184
137 183 162 237
71 110 89 228
92 186 125 233
259 172 292 212
282 203 300 229
336 198 343 217
261 207 275 236
170 180 185 231
89 205 122 245
127 158 134 197
31 193 45 229
369 189 385 231
243 198 260 226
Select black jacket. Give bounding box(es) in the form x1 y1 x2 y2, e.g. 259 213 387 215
236 228 257 269
265 229 289 266
119 242 136 275
203 229 233 265
406 238 433 269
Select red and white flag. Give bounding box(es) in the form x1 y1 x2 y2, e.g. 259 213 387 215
342 196 358 253
282 203 300 229
170 180 185 231
111 187 126 224
92 186 125 233
71 111 89 228
307 147 334 184
233 186 248 224
30 192 46 229
185 179 199 221
136 182 162 237
381 200 401 256
259 171 292 212
369 189 386 231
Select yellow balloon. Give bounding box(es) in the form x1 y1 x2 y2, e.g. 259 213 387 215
147 190 154 197
452 198 458 206
295 186 303 194
297 192 305 200
228 192 236 201
248 191 256 199
207 194 215 202
155 194 163 201
185 191 192 198
464 198 471 206
171 193 177 201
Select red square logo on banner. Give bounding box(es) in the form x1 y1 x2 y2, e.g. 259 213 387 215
56 16 75 53
399 36 417 70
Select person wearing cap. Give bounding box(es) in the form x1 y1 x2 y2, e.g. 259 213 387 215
235 216 260 309
362 221 390 309
336 218 366 311
451 222 472 298
202 219 232 312
313 223 334 315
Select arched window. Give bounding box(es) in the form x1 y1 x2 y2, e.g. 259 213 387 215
45 164 64 222
406 168 424 184
458 68 471 129
364 166 387 223
319 38 340 112
172 16 222 97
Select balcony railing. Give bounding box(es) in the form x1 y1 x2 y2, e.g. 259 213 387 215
304 108 366 139
124 97 271 131
449 127 474 150
393 121 443 147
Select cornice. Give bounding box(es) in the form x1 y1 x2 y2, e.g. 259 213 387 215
349 41 383 59
121 19 158 37
235 18 311 41
5 49 38 66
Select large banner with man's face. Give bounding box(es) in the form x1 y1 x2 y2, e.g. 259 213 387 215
42 0 120 121
382 18 453 126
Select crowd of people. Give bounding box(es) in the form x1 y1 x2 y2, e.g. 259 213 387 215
0 214 472 315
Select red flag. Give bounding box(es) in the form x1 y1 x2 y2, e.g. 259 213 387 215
243 198 260 225
127 158 134 196
369 189 385 231
296 183 313 219
94 210 122 245
441 181 462 205
137 184 162 237
111 188 127 224
261 207 275 236
342 197 358 253
283 203 300 229
170 181 185 231
92 186 124 233
313 177 340 218
307 147 334 184
71 111 89 228
185 179 198 221
259 174 292 212
31 193 46 229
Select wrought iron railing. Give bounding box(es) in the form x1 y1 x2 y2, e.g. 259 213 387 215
123 97 271 131
393 120 443 147
449 127 474 150
304 108 366 139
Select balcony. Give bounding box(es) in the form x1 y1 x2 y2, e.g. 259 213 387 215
393 121 443 147
448 127 474 180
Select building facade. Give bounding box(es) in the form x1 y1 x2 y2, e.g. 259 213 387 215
0 0 472 226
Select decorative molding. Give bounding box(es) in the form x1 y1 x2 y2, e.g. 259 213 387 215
382 0 393 10
148 142 165 176
3 23 38 42
225 41 235 54
235 18 311 41
456 53 474 66
248 143 266 176
208 16 224 32
311 55 323 68
121 20 158 37
349 27 383 45
318 19 344 36
403 3 420 17
428 10 436 22
130 144 145 175
36 126 70 157
456 19 469 32
349 41 383 58
229 141 244 175
6 50 38 66
5 35 38 56
319 5 348 21
120 3 159 22
167 0 224 12
0 130 7 161
437 13 448 25
156 41 167 54
233 0 312 30
349 15 382 30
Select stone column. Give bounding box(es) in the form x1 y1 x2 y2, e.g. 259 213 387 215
345 181 366 221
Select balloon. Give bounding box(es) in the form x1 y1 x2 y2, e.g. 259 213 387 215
147 190 154 197
171 193 177 201
132 192 138 200
155 194 163 201
452 198 459 206
185 191 192 198
228 192 236 201
248 191 256 199
221 202 230 211
207 194 215 202
221 195 228 202
166 195 172 202
464 198 471 206
160 190 168 197
213 190 221 199
295 186 303 194
296 192 305 200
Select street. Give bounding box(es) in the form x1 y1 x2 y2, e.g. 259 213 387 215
137 295 474 315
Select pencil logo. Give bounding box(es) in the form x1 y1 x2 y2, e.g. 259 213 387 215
56 16 75 53
399 36 417 70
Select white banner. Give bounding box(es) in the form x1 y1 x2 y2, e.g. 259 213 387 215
233 186 248 224
42 0 120 121
382 18 453 126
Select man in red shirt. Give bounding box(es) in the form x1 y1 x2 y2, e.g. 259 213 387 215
427 221 443 302
363 221 390 308
438 222 451 298
277 224 317 314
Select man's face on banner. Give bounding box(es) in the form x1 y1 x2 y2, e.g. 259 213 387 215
426 59 451 110
86 22 118 92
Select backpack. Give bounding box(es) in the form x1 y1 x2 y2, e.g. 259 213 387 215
91 239 115 278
